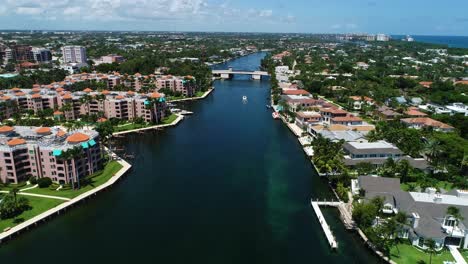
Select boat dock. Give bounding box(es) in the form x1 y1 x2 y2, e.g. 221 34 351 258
311 200 339 249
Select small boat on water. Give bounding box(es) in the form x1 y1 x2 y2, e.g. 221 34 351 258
272 112 280 119
266 105 271 109
242 96 248 101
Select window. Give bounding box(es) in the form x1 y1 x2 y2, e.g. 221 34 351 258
29 150 34 154
418 238 425 247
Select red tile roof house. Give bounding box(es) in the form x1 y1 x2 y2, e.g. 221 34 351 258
320 107 349 124
282 89 311 96
404 107 428 118
400 117 454 132
374 105 402 121
294 111 321 129
331 114 363 126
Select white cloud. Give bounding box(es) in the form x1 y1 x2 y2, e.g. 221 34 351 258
259 10 273 18
16 7 43 15
1 0 296 27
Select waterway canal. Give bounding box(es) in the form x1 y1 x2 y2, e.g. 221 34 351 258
0 52 380 263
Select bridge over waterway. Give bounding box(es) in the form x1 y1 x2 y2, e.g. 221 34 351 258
212 67 270 80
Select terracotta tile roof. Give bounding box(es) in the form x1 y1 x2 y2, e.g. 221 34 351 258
0 96 11 101
56 87 65 92
7 138 26 146
31 93 42 99
83 88 93 93
405 107 427 117
151 92 162 99
66 132 90 143
321 108 349 114
97 117 107 123
401 117 454 129
349 96 373 102
35 127 51 134
32 88 41 93
115 95 125 99
127 91 135 95
0 126 14 133
102 90 110 95
455 80 468 85
283 89 311 96
332 115 363 122
62 94 73 100
11 87 21 91
419 81 433 88
15 92 26 96
54 110 64 115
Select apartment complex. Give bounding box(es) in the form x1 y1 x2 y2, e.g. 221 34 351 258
62 46 87 63
0 87 168 123
0 126 102 185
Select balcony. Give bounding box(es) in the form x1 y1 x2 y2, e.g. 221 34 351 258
443 225 465 238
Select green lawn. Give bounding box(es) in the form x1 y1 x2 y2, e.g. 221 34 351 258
24 161 123 199
0 195 64 232
195 91 205 97
114 123 149 132
390 243 455 264
162 114 178 125
461 249 468 262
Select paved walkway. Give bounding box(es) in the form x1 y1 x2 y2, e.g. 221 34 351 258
448 245 467 264
168 88 214 102
112 114 184 136
0 190 70 201
20 184 38 192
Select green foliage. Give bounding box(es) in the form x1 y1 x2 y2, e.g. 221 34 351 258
37 178 53 188
0 194 30 220
352 197 383 228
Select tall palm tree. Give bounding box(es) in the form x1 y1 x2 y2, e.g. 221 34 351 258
10 187 19 207
424 139 443 166
425 239 437 264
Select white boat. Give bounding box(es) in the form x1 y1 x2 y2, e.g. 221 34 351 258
242 96 248 101
272 112 280 119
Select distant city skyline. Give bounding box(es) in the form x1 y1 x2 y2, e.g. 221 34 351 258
0 0 467 36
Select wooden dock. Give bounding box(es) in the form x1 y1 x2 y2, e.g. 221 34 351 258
311 200 338 249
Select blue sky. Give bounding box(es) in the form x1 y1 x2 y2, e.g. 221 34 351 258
0 0 467 35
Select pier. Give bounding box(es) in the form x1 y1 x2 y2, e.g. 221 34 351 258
311 200 339 249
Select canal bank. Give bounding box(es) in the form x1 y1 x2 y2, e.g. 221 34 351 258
0 52 380 263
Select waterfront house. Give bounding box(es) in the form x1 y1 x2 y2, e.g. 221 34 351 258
354 176 468 250
283 89 311 97
295 111 321 129
342 140 428 169
308 124 370 142
400 117 454 132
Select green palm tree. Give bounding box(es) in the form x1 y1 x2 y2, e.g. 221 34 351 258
425 239 437 264
424 139 442 166
10 187 19 207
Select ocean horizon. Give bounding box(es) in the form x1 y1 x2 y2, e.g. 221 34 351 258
392 35 468 48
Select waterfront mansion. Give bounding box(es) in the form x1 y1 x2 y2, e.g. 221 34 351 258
352 176 468 250
0 126 102 185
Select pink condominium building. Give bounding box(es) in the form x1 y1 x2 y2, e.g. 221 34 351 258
0 126 102 185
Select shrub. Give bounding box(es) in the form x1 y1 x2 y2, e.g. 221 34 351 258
37 178 53 188
29 177 38 185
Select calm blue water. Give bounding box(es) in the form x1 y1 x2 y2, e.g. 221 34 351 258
393 35 468 48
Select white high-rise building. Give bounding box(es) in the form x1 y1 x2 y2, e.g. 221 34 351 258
61 46 87 63
376 34 390 42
